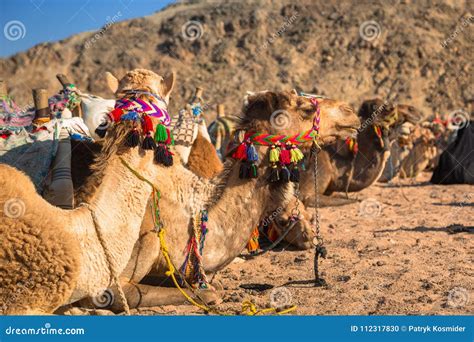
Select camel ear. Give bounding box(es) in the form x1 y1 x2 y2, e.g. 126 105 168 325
245 91 279 120
105 72 119 94
291 89 298 95
161 71 176 98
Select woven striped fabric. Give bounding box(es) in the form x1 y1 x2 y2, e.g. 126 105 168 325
170 110 198 147
246 128 317 146
115 97 170 126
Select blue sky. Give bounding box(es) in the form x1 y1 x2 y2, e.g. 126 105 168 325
0 0 174 57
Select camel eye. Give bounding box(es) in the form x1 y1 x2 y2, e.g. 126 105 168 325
300 107 314 117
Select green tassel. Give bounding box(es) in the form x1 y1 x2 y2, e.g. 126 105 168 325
154 123 168 143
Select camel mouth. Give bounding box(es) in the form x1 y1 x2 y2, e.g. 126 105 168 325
336 125 359 138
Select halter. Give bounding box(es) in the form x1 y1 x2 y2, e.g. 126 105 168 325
104 90 175 166
232 97 321 183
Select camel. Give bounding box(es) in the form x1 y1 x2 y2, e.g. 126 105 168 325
398 125 437 178
296 99 424 206
73 88 360 312
262 99 423 251
0 69 176 314
381 118 453 181
1 70 360 314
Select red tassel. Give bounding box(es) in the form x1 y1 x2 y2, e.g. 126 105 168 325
142 114 154 134
232 142 248 160
109 108 124 122
279 146 291 165
165 128 172 145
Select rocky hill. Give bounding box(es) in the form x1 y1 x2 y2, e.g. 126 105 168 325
1 0 472 121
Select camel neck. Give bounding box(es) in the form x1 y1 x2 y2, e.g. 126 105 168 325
201 145 287 270
66 151 156 301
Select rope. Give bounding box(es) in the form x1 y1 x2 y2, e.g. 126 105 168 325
119 156 297 315
159 228 297 316
80 203 131 315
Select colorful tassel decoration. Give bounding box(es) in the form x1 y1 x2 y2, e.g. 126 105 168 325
233 142 248 160
247 143 258 162
246 226 260 254
154 123 174 166
239 162 251 179
269 145 280 163
279 146 291 165
280 166 291 182
154 123 169 142
125 129 140 147
290 145 304 163
290 166 300 182
142 133 156 150
269 165 280 182
250 163 258 178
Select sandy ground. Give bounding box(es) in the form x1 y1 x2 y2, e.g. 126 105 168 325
84 173 473 316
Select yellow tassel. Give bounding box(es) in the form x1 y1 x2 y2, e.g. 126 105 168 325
290 146 304 163
269 145 280 163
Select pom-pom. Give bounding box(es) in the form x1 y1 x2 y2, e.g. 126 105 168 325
125 129 140 147
280 166 290 182
269 145 280 163
142 133 156 150
290 166 300 182
250 163 258 178
154 123 169 143
247 143 258 162
232 142 248 160
239 162 250 179
142 114 154 133
109 108 124 122
279 147 291 165
269 166 280 182
121 111 139 121
290 146 304 163
154 144 173 166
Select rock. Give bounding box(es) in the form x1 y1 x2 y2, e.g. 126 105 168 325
337 275 351 282
294 255 308 263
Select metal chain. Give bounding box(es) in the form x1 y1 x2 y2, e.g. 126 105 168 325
312 142 321 244
311 140 327 287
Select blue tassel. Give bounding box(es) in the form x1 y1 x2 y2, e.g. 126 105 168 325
120 111 139 121
247 144 259 162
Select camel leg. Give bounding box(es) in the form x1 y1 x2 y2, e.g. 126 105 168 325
109 282 221 311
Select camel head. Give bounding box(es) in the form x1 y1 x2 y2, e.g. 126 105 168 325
105 68 175 105
83 69 177 189
396 104 424 125
241 90 360 145
358 98 397 129
359 99 426 144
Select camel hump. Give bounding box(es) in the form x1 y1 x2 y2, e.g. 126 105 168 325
0 164 37 195
187 132 224 179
